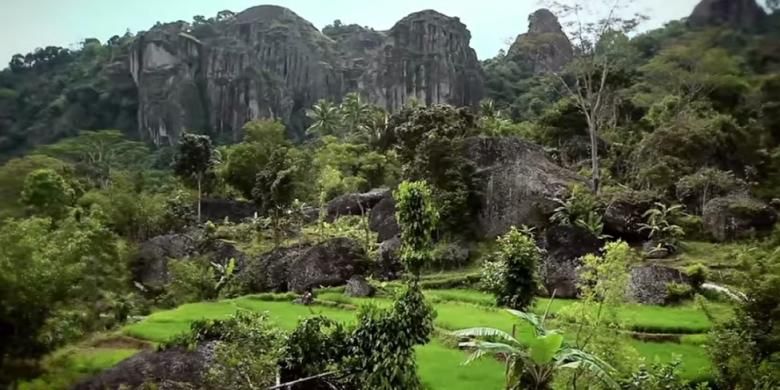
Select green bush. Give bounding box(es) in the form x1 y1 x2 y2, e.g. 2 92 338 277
165 257 218 306
684 263 709 290
429 241 470 270
491 227 541 310
666 283 694 304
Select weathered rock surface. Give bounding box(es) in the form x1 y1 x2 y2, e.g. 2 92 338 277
133 233 197 289
239 237 369 293
603 190 658 240
130 5 483 144
689 0 766 30
201 198 257 222
326 188 389 221
345 275 376 297
73 343 216 389
702 195 778 242
375 235 403 280
540 225 602 298
133 232 246 289
508 9 573 73
628 265 689 305
369 193 399 242
464 136 584 238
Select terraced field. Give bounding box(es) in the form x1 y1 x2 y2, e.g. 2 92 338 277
23 281 729 389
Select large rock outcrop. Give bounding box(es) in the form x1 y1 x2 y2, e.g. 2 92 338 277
703 195 777 241
688 0 767 30
74 343 216 389
130 6 484 144
540 225 602 298
239 237 370 293
326 188 389 221
628 265 690 305
464 136 584 238
507 9 573 73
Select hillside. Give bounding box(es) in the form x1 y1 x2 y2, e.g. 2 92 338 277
1 0 780 389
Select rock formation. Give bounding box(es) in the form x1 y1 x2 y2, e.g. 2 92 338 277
129 5 484 145
238 237 370 293
703 195 778 241
464 136 584 238
628 265 690 305
540 225 602 298
688 0 767 30
507 9 573 73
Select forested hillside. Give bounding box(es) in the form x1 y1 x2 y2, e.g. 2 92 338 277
1 0 780 389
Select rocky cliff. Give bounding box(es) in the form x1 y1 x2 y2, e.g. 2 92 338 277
688 0 767 30
129 5 484 145
507 9 573 73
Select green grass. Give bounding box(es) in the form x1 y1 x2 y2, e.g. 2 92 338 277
119 292 715 382
19 348 139 390
416 341 505 390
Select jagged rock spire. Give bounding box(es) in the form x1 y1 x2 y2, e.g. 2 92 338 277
507 8 573 74
688 0 767 30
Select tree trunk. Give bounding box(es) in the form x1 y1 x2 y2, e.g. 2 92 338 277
197 175 202 222
588 123 600 194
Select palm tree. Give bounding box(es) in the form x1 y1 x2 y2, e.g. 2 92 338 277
453 310 619 390
340 92 371 138
306 99 343 137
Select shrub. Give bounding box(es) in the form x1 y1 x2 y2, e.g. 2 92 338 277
165 257 217 305
491 226 540 310
395 181 438 278
480 259 507 294
684 263 709 290
666 282 694 304
550 183 601 226
429 240 470 270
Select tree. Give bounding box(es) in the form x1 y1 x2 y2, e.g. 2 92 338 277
0 212 127 382
0 155 68 219
20 168 74 219
306 99 343 138
251 148 298 245
455 310 619 390
37 130 152 187
490 227 541 310
173 133 216 222
222 120 289 199
340 92 371 139
394 180 439 279
547 0 646 193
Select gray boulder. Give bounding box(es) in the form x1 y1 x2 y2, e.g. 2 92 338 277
628 265 689 305
133 233 197 289
540 225 602 298
345 275 376 297
73 343 216 389
369 193 399 242
201 198 257 223
375 236 403 280
603 190 658 240
703 195 777 242
464 136 584 238
239 238 370 293
326 188 389 221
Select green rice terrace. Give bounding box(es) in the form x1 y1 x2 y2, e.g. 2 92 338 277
23 270 731 389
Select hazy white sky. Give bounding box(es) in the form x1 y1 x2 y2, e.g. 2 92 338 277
0 0 701 64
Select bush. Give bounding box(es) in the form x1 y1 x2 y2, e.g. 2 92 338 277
429 241 470 270
491 226 541 310
165 257 217 305
666 282 694 304
480 260 507 294
684 263 709 290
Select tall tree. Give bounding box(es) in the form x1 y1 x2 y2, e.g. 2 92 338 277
547 0 645 193
340 92 371 139
20 168 74 219
394 180 439 279
306 99 343 138
173 133 216 222
251 148 298 245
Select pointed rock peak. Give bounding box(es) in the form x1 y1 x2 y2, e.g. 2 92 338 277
688 0 766 30
528 8 564 34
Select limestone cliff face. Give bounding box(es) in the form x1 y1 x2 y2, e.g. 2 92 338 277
130 6 483 145
507 9 573 74
688 0 766 30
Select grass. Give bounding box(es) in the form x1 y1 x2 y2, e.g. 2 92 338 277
19 347 139 390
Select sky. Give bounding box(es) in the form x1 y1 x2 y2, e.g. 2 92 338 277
0 0 702 64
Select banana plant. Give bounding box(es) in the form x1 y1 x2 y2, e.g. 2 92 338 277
453 310 619 390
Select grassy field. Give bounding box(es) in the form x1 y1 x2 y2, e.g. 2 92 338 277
24 286 722 389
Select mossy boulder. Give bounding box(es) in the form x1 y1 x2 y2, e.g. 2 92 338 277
702 195 777 241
